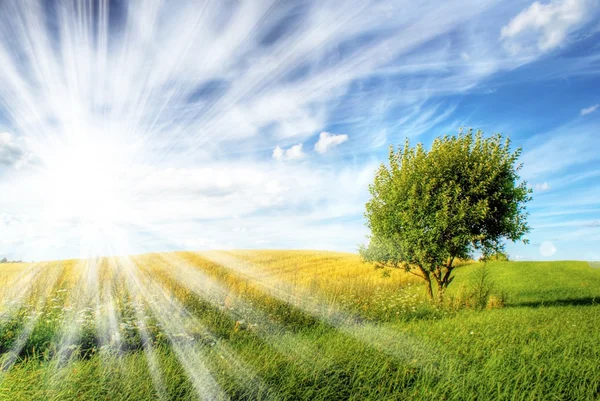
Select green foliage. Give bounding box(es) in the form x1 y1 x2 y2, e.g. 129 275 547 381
482 251 510 262
362 128 532 301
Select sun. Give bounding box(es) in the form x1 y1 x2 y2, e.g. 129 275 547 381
40 132 134 233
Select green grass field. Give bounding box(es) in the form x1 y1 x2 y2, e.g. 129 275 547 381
0 251 599 400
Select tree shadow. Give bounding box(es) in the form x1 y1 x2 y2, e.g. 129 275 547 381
512 297 598 308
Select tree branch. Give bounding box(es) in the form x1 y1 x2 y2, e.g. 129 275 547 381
406 268 425 280
431 266 442 283
441 264 454 288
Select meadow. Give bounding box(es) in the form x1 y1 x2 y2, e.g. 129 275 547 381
0 250 599 400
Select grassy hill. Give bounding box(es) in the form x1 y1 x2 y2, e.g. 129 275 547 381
0 251 598 400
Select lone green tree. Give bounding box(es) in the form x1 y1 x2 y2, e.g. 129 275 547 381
360 129 531 302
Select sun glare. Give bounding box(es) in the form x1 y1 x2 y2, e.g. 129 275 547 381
41 133 133 233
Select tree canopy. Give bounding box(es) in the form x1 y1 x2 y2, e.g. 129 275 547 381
360 129 532 301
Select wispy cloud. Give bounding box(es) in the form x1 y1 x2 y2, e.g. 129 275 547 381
521 125 600 180
581 103 599 115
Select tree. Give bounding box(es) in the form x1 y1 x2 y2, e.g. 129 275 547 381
360 129 531 302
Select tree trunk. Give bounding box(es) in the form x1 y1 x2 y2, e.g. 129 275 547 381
423 272 433 300
437 281 445 304
432 263 454 304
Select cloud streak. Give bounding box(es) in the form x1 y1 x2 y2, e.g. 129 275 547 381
581 104 599 115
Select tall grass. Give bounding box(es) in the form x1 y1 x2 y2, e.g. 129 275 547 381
0 252 598 400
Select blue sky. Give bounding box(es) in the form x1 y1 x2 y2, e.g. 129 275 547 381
0 0 598 262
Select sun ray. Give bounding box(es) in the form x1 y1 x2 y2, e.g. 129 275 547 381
105 255 169 401
117 255 226 401
0 263 50 325
199 251 441 365
95 258 122 352
118 223 446 376
104 225 274 398
137 251 339 374
0 263 65 375
52 258 99 366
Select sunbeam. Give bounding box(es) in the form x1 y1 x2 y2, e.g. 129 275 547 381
0 263 64 374
118 255 226 401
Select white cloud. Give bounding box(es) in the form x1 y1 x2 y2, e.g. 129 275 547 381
0 132 24 167
0 157 377 259
535 182 550 191
272 143 305 161
286 144 305 160
500 0 592 54
272 146 284 161
314 132 349 154
581 104 599 115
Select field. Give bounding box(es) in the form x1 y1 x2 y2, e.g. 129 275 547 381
0 251 599 400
